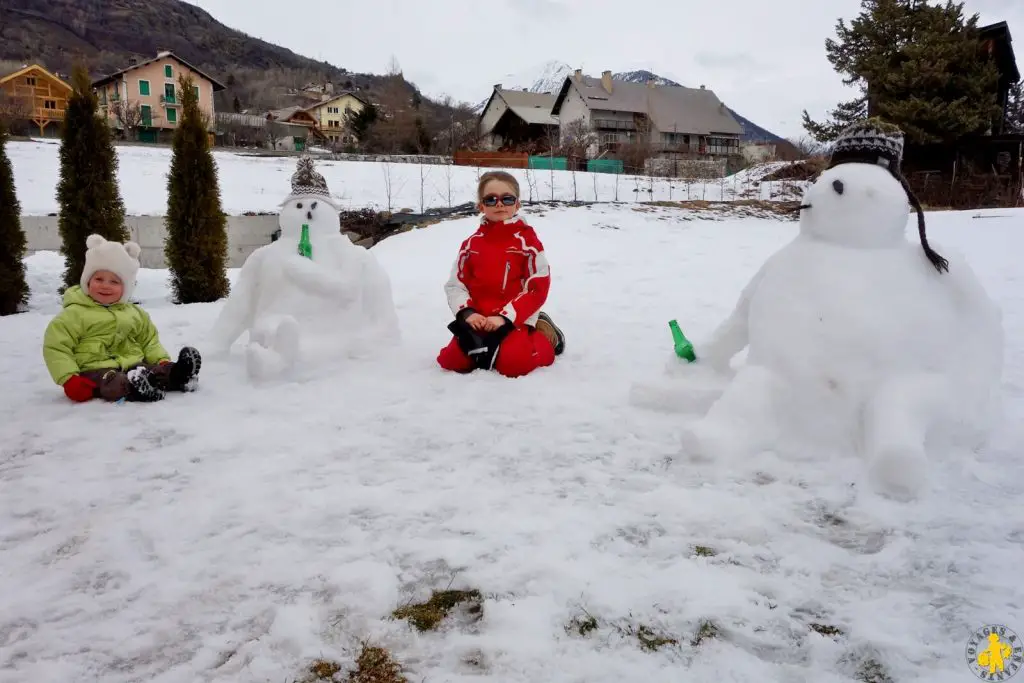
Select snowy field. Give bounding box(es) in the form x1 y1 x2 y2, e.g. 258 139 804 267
7 138 801 216
1 203 1023 683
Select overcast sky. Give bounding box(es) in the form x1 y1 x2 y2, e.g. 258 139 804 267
183 0 1023 140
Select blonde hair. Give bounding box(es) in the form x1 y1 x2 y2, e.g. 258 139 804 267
477 171 521 201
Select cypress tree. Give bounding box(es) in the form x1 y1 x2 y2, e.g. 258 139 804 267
165 74 229 304
0 124 29 315
56 64 128 290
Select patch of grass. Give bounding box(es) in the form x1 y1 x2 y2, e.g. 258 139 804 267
810 622 845 638
300 658 342 682
693 545 717 557
391 589 483 632
690 620 721 647
565 613 599 637
636 624 679 652
349 644 407 683
854 657 894 683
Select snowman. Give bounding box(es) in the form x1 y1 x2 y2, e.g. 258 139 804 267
671 119 1004 500
208 155 400 380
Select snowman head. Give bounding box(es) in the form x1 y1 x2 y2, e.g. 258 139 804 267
798 162 909 249
278 155 341 239
798 118 948 273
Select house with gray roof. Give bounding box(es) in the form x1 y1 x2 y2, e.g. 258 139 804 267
551 69 744 158
478 86 559 151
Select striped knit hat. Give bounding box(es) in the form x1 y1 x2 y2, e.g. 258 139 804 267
826 118 948 273
289 155 331 199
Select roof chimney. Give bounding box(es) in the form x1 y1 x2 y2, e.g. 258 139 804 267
494 83 502 90
647 79 656 89
128 56 138 66
700 84 706 89
573 68 582 81
601 70 612 94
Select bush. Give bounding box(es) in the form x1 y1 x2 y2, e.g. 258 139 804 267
56 64 128 290
165 74 229 303
0 124 28 314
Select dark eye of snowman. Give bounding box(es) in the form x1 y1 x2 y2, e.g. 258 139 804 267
312 201 318 209
296 202 303 209
832 179 844 195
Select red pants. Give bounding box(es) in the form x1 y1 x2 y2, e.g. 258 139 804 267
437 327 555 378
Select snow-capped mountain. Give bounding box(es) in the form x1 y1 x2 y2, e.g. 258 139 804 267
478 60 786 144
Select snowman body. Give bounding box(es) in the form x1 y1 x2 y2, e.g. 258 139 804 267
208 192 400 381
681 162 1003 499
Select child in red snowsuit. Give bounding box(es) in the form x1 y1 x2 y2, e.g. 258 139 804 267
437 171 565 378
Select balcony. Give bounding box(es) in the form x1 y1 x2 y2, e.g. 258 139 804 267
32 108 65 121
160 94 179 106
593 118 637 131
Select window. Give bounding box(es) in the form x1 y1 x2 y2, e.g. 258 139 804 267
164 83 175 101
25 76 36 86
139 80 150 96
44 100 56 109
141 105 152 126
193 85 200 101
164 64 173 79
167 107 177 123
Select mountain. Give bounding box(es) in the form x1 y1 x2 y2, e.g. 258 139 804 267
482 60 787 144
0 0 466 120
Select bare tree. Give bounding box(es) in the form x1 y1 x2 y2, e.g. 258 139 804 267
555 118 598 161
265 118 287 150
109 100 144 141
789 135 825 159
0 92 31 135
386 55 402 76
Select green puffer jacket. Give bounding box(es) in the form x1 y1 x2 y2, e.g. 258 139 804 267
42 286 170 385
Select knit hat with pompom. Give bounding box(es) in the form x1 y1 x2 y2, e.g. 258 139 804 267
80 233 141 303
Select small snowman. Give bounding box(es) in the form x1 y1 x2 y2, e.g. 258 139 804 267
675 118 1004 500
208 155 400 381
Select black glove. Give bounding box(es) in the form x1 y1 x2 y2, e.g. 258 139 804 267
448 316 515 370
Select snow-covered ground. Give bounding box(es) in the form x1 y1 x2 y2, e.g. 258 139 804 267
7 139 803 216
1 203 1022 683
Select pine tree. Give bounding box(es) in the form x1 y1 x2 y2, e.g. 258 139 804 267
165 74 229 304
1005 81 1024 134
56 64 128 290
0 124 29 315
804 0 1002 144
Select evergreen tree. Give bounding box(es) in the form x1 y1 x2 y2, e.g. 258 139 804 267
165 74 229 304
1005 81 1024 134
56 64 128 290
232 95 241 113
0 124 29 315
345 103 378 143
804 0 1002 144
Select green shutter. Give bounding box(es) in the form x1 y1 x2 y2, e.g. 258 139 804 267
141 105 152 127
139 80 150 96
166 108 177 123
164 65 173 78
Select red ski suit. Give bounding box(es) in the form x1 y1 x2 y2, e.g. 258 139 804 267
437 215 555 377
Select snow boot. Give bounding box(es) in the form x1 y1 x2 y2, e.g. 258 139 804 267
168 347 202 392
535 312 565 356
126 367 165 402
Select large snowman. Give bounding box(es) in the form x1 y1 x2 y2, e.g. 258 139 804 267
208 155 400 380
670 119 1004 500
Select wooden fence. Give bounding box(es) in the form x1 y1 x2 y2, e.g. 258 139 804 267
453 150 529 169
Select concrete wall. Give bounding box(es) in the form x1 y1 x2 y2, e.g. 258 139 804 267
22 215 281 269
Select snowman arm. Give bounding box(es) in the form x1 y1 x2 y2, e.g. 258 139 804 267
208 255 261 351
284 256 360 302
699 262 766 370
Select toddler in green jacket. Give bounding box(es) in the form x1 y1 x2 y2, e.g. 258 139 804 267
42 234 202 403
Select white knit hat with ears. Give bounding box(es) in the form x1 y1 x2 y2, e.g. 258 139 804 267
80 233 142 303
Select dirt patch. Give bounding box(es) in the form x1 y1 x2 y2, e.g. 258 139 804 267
761 159 827 182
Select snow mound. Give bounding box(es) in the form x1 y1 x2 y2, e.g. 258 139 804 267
1 203 1022 683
